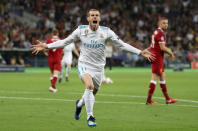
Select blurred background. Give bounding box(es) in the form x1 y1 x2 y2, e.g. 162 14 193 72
0 0 198 71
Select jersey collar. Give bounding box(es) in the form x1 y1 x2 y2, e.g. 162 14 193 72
158 27 164 32
89 25 99 33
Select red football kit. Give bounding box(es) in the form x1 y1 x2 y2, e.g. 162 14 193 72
150 28 166 75
46 35 62 72
147 27 178 105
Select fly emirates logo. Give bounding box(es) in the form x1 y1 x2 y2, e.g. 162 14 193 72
83 40 104 49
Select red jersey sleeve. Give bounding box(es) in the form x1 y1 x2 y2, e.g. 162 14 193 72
45 38 51 44
150 29 166 58
157 31 166 44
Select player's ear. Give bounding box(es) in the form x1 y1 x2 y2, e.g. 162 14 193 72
98 16 101 22
87 16 90 22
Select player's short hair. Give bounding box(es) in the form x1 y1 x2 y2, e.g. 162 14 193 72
87 9 100 17
158 17 168 26
52 28 59 35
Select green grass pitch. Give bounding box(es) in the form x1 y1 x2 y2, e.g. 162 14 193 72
0 67 198 131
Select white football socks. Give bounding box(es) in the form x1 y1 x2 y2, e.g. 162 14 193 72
59 66 64 78
83 89 95 120
65 66 71 77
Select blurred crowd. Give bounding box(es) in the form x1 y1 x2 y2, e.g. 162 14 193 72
0 0 198 66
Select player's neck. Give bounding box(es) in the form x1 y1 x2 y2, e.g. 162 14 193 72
158 27 164 32
89 25 99 31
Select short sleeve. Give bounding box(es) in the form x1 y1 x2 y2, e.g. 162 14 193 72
158 32 166 44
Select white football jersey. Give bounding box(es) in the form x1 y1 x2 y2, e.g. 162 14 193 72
62 43 75 60
48 25 141 69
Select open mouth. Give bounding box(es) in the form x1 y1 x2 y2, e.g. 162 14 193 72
93 20 97 24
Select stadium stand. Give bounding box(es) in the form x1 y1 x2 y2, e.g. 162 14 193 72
0 0 198 69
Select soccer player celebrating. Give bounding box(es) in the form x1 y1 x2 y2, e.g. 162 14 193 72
146 17 178 105
44 29 62 93
32 9 155 127
58 43 79 83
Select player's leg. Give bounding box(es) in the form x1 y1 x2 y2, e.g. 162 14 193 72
65 64 71 82
159 72 178 104
81 74 96 126
75 80 99 119
50 62 61 92
75 65 85 120
59 60 65 83
52 70 60 88
74 63 100 126
75 73 97 126
106 58 111 71
49 70 60 92
50 72 53 84
75 73 94 120
159 72 170 100
85 72 102 127
109 57 112 71
48 59 54 84
146 73 158 105
48 60 57 92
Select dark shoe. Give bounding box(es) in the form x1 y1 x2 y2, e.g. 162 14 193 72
87 116 96 127
74 100 82 120
58 78 62 83
65 77 69 82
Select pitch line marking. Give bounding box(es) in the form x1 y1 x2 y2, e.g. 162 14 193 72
70 92 198 104
0 96 198 108
0 90 198 104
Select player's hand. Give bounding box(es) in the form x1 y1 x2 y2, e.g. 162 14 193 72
140 49 155 62
31 40 47 55
170 53 175 60
43 51 49 56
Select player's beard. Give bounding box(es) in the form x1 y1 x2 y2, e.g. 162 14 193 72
92 24 98 31
93 26 96 31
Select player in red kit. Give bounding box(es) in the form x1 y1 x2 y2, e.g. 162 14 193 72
146 17 178 105
44 29 62 93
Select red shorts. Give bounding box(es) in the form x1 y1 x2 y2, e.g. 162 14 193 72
152 62 164 75
48 58 61 72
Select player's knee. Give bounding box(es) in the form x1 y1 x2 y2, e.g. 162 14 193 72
86 83 94 90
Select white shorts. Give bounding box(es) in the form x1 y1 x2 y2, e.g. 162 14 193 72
77 62 104 89
61 57 72 66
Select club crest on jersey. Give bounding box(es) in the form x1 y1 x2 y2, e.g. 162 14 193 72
161 36 164 41
100 34 104 38
85 29 88 35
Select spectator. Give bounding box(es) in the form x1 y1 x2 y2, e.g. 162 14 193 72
0 0 198 66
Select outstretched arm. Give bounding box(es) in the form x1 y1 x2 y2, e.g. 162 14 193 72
140 48 155 62
31 40 48 55
108 29 155 61
31 27 80 55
